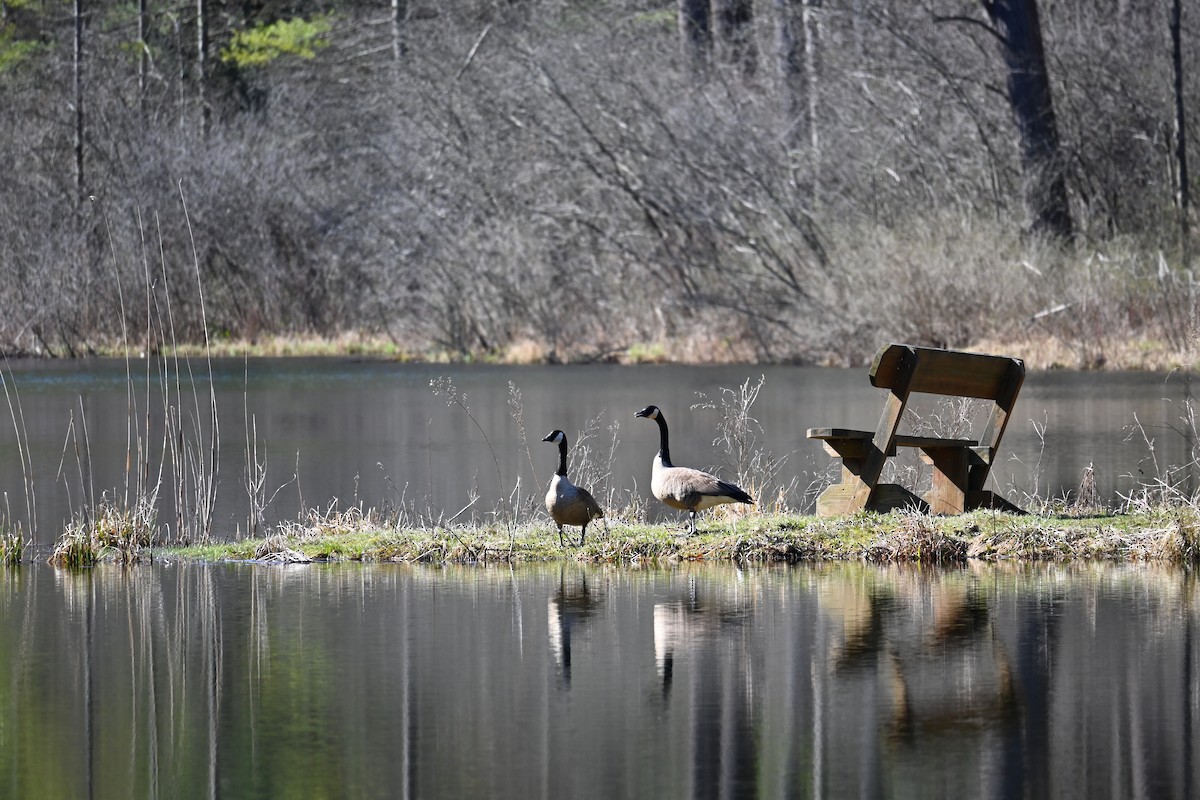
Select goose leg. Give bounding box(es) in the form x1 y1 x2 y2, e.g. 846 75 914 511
689 511 698 535
579 522 587 547
557 524 564 547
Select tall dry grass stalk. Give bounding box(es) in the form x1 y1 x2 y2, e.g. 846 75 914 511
1119 393 1200 514
568 412 621 518
1 363 36 539
166 187 220 544
46 191 225 563
694 375 793 516
241 361 298 539
507 380 539 520
432 376 512 536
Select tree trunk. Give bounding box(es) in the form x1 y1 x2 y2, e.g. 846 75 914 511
73 0 83 199
983 0 1073 240
197 0 209 134
1171 0 1190 269
775 0 821 201
392 0 409 61
714 0 757 78
137 0 146 114
802 1 821 203
775 0 801 109
678 0 711 83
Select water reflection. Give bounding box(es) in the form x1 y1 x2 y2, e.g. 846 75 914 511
0 563 1198 798
654 573 758 798
548 567 602 687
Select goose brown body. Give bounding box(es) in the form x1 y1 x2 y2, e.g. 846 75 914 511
635 405 754 534
542 430 604 546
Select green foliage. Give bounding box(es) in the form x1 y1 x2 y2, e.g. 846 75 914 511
0 24 40 74
220 15 332 68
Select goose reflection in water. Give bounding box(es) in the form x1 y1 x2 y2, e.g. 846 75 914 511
653 572 759 799
547 567 602 687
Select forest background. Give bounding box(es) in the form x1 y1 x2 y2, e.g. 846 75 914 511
0 0 1196 368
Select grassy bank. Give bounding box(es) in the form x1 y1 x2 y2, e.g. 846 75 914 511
160 508 1200 566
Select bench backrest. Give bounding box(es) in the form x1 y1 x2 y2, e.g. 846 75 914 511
869 344 1024 402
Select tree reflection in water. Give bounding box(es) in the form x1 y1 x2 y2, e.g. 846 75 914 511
0 563 1196 799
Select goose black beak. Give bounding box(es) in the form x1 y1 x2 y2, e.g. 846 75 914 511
541 432 556 442
634 407 652 418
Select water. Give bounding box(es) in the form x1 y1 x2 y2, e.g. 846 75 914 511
0 359 1192 544
0 561 1195 799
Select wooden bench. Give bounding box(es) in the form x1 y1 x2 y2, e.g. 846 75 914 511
808 343 1025 516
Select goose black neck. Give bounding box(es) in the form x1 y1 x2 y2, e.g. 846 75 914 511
557 438 569 476
654 415 672 466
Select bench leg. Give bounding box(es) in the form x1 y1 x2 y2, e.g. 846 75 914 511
815 454 869 516
920 447 969 515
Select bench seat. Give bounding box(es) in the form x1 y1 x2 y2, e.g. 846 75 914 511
807 427 980 454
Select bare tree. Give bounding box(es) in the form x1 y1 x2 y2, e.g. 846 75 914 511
1171 0 1189 269
137 0 146 114
678 0 711 83
982 0 1073 240
1 0 1198 364
392 0 409 61
774 0 821 200
775 0 801 106
197 0 209 134
714 0 756 78
72 0 83 200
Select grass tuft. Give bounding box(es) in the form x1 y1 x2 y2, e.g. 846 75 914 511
48 498 157 568
0 531 24 566
48 527 99 569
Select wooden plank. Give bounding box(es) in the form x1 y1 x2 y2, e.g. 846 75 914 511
808 429 977 450
972 359 1026 490
852 347 918 510
920 447 969 515
894 434 978 449
807 427 873 440
869 344 1023 400
816 482 926 516
815 483 859 516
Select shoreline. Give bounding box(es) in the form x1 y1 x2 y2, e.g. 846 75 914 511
151 509 1200 567
7 333 1198 373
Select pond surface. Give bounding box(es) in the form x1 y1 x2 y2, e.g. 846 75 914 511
0 362 1190 544
0 359 1194 543
0 561 1196 799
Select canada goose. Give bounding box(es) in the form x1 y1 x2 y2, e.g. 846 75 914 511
634 405 754 534
541 430 604 546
